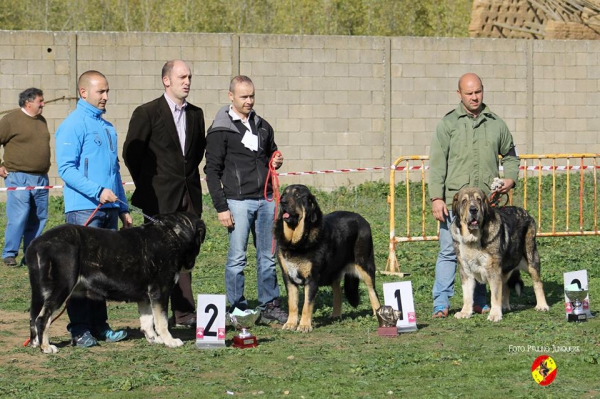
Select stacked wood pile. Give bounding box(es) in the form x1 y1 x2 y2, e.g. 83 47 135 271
469 0 600 39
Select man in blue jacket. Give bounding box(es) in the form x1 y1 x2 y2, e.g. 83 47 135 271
55 70 133 348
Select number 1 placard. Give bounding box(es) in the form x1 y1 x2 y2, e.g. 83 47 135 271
382 281 418 333
196 294 226 348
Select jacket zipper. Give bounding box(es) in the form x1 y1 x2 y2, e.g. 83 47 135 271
105 128 114 152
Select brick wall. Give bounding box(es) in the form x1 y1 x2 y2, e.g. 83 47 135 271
1 30 599 199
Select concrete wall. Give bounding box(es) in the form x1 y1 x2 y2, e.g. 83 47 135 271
1 30 599 197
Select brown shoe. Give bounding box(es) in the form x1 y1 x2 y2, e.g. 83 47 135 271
262 299 288 324
432 307 449 319
473 305 490 314
169 316 196 328
3 257 17 267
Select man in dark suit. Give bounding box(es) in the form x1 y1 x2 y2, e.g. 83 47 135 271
123 59 206 327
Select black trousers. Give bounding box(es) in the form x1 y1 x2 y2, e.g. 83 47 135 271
147 190 197 323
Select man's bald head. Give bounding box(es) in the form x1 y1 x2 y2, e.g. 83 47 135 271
78 70 107 92
458 73 483 92
78 70 109 111
457 73 484 116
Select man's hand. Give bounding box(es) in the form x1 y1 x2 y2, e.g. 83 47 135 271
99 188 118 204
0 166 8 178
431 199 448 222
496 178 515 194
119 212 133 229
218 210 235 228
271 153 283 170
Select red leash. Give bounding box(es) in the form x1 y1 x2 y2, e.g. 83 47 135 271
265 151 282 254
23 203 103 347
488 191 509 208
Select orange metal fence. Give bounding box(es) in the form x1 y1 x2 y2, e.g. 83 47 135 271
384 153 600 276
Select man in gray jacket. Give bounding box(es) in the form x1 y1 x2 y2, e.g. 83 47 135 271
204 75 287 323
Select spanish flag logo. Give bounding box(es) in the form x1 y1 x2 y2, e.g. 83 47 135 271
531 355 557 386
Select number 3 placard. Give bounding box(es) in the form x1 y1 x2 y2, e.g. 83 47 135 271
196 294 226 348
382 281 418 333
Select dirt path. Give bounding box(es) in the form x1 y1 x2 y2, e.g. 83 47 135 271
0 308 139 367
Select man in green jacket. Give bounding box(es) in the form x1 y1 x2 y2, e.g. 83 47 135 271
428 73 519 318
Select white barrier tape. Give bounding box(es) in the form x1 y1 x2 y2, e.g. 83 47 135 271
1 164 598 192
278 166 386 176
0 182 135 192
391 165 599 171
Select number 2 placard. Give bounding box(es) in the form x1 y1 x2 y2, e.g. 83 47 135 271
382 281 418 333
196 294 226 348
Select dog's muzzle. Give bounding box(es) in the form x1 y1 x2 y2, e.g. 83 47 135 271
468 205 480 230
282 210 300 227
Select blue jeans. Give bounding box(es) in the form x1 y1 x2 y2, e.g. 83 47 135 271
65 208 118 338
225 198 280 311
433 210 487 310
2 172 49 260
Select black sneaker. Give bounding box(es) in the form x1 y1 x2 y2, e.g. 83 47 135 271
3 257 17 267
262 299 288 324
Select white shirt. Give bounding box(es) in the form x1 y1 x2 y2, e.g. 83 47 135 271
228 106 258 151
164 93 187 154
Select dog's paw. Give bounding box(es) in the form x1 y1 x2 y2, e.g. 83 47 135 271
296 324 313 333
145 335 164 345
164 338 184 348
454 311 472 319
282 322 297 331
535 304 550 312
487 312 503 322
41 344 58 354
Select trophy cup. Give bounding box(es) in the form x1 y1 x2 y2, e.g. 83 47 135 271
565 288 589 322
376 305 402 337
227 308 260 348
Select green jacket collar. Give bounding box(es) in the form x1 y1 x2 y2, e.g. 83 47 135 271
456 102 496 119
456 103 497 128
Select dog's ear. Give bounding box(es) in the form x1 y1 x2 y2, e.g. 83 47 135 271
482 189 491 220
452 192 460 225
307 192 322 224
196 219 206 245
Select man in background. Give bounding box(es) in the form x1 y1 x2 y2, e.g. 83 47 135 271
0 88 50 267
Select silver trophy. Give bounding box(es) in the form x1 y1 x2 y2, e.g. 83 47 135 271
226 308 261 348
564 289 589 322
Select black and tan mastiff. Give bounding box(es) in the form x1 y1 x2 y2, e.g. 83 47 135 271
273 184 381 332
450 187 549 322
26 212 205 353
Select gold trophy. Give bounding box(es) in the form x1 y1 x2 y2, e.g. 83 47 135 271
376 305 402 337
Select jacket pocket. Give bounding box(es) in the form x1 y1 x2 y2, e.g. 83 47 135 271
447 173 469 191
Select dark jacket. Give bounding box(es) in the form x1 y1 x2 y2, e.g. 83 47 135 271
204 105 277 213
123 95 206 216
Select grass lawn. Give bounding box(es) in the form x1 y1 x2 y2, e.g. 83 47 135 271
0 181 598 398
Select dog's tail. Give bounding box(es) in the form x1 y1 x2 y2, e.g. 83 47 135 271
344 274 360 308
507 270 524 297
